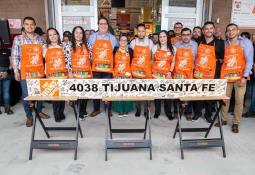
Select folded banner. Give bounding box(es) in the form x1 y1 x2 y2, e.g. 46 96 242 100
26 79 227 99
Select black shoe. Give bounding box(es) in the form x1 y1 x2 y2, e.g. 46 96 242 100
0 109 2 115
60 114 66 120
242 111 255 118
166 113 174 120
154 114 159 118
135 110 141 117
192 115 201 121
205 116 213 123
5 106 14 115
55 116 62 122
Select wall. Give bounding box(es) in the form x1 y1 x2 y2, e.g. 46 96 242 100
211 0 255 38
0 0 46 34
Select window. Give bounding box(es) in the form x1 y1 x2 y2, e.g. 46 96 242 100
169 0 196 7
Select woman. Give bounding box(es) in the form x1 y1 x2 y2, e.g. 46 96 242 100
112 33 134 117
70 26 92 120
0 37 14 114
152 30 175 120
43 28 68 122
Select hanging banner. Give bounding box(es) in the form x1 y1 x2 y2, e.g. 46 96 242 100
26 79 227 99
231 0 255 29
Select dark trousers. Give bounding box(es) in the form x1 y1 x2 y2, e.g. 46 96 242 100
92 72 113 111
193 100 214 119
154 99 172 116
52 101 65 120
78 99 88 116
173 100 193 114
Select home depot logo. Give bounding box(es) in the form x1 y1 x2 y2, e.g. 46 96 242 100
40 80 59 96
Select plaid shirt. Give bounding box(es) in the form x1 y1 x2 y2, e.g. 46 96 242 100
11 33 45 71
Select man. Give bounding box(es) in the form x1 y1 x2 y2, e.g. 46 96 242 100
215 23 253 133
130 23 154 117
192 26 202 43
192 21 225 123
152 33 159 45
170 22 183 44
88 16 118 117
214 27 223 40
174 28 198 120
243 32 255 118
11 17 49 127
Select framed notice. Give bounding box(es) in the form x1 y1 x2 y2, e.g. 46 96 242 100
231 0 255 29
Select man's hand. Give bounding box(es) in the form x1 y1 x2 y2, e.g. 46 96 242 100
238 78 247 87
15 72 20 81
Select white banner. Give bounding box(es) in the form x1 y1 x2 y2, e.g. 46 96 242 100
26 79 227 99
231 0 255 29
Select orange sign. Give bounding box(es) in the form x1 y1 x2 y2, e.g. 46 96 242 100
39 79 59 96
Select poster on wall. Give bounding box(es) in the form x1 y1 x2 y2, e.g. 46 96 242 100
231 0 255 29
8 19 21 29
168 18 196 30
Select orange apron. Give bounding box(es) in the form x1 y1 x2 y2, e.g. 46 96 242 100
71 45 92 79
131 44 152 78
45 47 67 78
220 44 246 82
92 35 113 73
194 44 216 79
174 48 194 79
170 35 181 44
152 48 173 79
21 44 44 80
113 48 131 78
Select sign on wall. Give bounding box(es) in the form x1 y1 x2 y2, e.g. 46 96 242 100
27 79 227 99
231 0 255 29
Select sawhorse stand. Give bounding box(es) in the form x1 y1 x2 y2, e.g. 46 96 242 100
173 96 229 159
103 96 154 161
25 96 83 160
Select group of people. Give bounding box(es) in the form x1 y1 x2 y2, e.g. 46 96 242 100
0 15 254 134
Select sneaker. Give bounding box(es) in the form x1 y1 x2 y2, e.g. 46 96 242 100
166 113 174 120
123 113 129 117
118 113 124 118
79 114 87 121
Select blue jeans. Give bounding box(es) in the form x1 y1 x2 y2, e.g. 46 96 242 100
0 79 11 106
20 80 43 118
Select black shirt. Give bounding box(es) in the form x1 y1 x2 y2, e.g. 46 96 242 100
197 36 225 78
0 48 11 68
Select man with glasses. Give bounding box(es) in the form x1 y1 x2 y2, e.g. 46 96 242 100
88 16 118 117
171 22 183 44
173 28 198 120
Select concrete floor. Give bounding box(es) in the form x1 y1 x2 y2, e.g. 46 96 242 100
1 101 255 175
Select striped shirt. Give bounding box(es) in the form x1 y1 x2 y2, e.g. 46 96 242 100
11 33 45 71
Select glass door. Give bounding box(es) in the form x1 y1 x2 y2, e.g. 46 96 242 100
161 0 203 30
53 0 98 36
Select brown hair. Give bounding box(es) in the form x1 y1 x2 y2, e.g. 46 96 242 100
46 27 61 47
